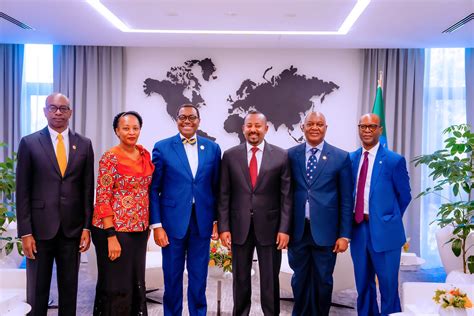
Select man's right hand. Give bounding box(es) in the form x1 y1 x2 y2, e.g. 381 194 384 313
22 235 37 259
154 227 169 247
219 232 232 249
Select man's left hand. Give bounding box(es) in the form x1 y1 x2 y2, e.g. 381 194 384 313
79 230 91 252
333 238 349 253
276 232 290 250
211 222 219 240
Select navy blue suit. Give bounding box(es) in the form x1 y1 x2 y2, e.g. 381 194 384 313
288 142 353 316
350 145 411 316
149 134 221 316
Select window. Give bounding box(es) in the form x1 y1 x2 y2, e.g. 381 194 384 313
420 48 467 267
21 44 53 136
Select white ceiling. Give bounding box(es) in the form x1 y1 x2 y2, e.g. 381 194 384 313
1 0 473 48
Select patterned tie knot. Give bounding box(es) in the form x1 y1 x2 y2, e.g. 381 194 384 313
310 148 318 155
57 134 63 141
251 147 258 154
182 137 196 145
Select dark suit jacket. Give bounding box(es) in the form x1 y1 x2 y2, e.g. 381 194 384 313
288 142 353 246
218 142 292 246
16 126 95 240
350 145 411 252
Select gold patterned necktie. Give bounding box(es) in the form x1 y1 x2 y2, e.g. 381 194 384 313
56 134 67 176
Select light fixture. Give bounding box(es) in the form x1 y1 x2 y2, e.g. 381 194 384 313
86 0 371 35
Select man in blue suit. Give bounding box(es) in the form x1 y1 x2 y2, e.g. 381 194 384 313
149 104 221 316
350 113 411 316
288 111 353 316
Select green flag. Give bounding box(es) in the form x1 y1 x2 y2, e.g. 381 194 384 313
372 85 388 148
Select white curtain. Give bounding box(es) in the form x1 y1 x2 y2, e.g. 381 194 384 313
420 48 467 267
53 46 125 161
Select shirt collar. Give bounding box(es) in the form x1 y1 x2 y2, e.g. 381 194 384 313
363 142 380 156
247 140 265 153
48 126 69 140
180 133 196 140
305 140 324 154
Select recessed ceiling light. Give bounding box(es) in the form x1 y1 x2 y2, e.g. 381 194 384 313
86 0 371 35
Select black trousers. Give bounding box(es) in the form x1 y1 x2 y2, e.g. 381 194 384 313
91 227 148 316
231 221 282 316
26 228 81 316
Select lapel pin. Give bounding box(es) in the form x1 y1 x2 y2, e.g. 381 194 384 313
379 161 382 164
200 145 205 150
322 156 327 160
72 145 77 150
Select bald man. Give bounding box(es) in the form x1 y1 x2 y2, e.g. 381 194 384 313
287 112 353 315
16 93 94 315
350 113 411 316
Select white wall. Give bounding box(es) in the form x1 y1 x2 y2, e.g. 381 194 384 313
125 47 363 153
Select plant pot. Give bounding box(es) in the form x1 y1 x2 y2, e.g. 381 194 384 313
208 266 225 278
445 270 474 284
439 306 468 316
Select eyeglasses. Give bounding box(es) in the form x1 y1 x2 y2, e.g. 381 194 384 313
177 114 199 122
358 124 379 132
47 105 71 114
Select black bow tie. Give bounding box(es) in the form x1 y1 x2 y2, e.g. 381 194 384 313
182 138 197 145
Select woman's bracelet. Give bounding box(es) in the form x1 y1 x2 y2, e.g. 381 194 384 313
104 227 116 238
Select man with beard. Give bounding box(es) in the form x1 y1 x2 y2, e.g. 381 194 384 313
149 104 221 315
350 113 411 315
218 110 292 315
287 111 353 315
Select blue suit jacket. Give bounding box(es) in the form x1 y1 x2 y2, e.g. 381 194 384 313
350 145 411 252
288 142 353 246
149 134 221 239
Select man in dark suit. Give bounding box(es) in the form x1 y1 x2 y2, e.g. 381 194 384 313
149 104 221 316
16 93 94 315
350 113 411 316
218 111 292 316
287 111 353 316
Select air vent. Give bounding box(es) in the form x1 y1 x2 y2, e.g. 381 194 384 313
0 12 34 30
442 13 474 33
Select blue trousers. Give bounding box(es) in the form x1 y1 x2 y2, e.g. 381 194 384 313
162 209 210 316
351 221 401 316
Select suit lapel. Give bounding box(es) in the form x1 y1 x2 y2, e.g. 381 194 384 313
308 142 329 187
294 144 308 185
172 134 193 179
352 148 362 196
369 146 386 199
254 142 272 191
195 136 207 180
238 144 252 190
65 130 78 176
38 127 62 177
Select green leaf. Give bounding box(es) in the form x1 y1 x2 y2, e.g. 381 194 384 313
468 255 474 274
452 239 462 257
453 183 459 196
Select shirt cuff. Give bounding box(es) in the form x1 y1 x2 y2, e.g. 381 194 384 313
150 223 162 230
21 234 32 238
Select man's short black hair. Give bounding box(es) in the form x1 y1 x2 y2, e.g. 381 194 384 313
176 104 200 119
113 111 143 131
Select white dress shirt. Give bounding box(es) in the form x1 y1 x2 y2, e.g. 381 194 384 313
246 140 265 175
48 126 70 162
354 142 380 215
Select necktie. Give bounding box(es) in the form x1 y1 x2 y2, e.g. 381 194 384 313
249 147 258 188
56 134 67 177
355 151 369 223
306 148 319 181
182 138 197 145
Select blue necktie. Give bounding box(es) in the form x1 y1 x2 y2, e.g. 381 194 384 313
306 148 319 181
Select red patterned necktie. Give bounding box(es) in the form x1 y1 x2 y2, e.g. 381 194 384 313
355 151 369 223
249 147 258 188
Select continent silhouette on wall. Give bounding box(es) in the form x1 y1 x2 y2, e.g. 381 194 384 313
143 58 217 141
225 65 339 143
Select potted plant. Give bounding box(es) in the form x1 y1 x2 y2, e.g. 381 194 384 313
413 124 473 275
433 287 472 316
209 239 232 277
0 143 22 259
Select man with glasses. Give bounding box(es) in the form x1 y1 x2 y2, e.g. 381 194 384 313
287 111 353 315
150 104 221 315
350 113 411 316
16 93 95 315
